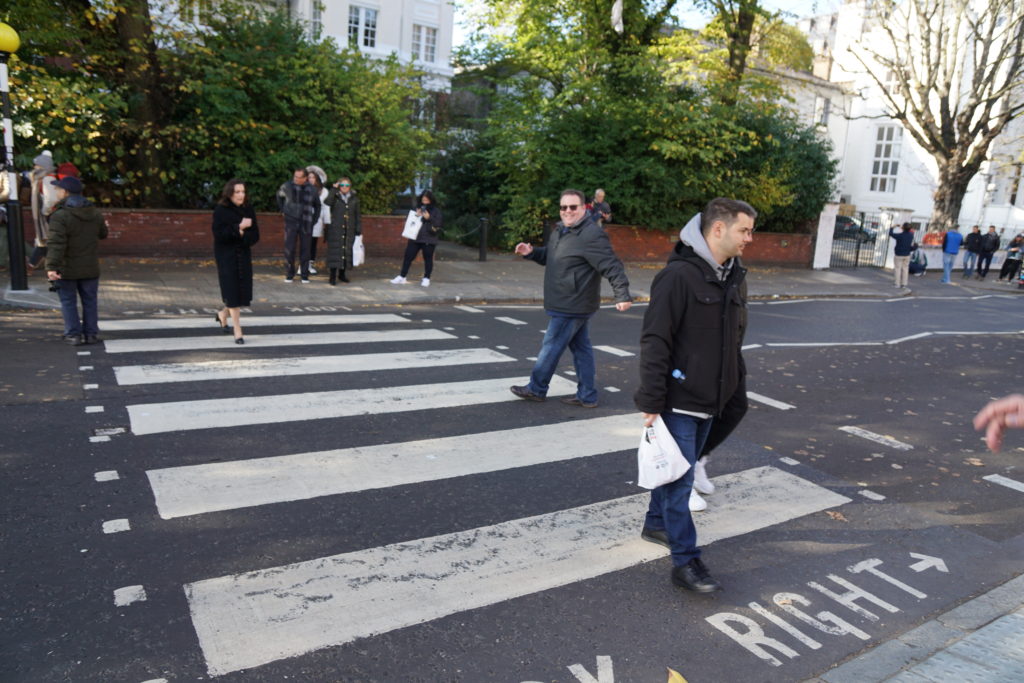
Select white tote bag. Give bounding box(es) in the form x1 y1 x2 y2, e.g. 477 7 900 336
402 210 422 240
352 235 365 267
637 416 690 489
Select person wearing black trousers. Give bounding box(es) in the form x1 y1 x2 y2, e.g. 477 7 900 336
390 190 442 287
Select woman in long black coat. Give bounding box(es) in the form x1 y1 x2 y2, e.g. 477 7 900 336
324 176 361 285
212 178 259 344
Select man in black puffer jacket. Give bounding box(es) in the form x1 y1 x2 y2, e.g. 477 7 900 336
635 197 756 595
511 189 632 407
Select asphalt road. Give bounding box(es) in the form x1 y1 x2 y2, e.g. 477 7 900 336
2 294 1023 683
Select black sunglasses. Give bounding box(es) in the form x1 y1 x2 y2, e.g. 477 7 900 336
559 204 579 212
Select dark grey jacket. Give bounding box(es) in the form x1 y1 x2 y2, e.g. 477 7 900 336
524 216 631 315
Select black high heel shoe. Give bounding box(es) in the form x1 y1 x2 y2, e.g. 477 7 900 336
234 336 244 345
215 313 230 333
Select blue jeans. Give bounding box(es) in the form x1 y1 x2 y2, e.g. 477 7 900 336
527 314 597 403
941 252 956 282
56 277 100 337
645 412 713 566
962 251 978 277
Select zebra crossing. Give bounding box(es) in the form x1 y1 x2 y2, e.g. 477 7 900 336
85 308 851 679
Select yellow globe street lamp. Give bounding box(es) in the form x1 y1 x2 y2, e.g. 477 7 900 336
1 21 27 290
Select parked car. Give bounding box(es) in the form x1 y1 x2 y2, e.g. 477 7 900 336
834 215 877 242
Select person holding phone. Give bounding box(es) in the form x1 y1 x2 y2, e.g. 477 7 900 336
212 178 259 345
391 190 442 287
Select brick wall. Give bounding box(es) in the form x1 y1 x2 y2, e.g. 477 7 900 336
604 224 813 266
21 208 410 259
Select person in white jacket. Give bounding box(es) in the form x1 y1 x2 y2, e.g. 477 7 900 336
306 165 330 277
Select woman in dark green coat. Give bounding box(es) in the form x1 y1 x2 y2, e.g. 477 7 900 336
324 176 361 285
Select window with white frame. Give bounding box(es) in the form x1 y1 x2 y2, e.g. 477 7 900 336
870 126 902 192
412 24 438 63
311 1 322 40
813 95 831 127
348 6 378 48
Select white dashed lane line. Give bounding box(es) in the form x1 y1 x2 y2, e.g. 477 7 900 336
747 392 796 411
838 426 913 451
982 474 1024 495
494 316 528 326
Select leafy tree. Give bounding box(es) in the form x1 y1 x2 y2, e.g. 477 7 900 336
166 9 430 212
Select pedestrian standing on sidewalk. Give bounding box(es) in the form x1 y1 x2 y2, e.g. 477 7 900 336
890 222 916 289
962 226 981 278
939 224 963 283
510 189 632 407
305 165 329 277
276 167 319 283
28 151 59 270
590 188 612 227
635 197 755 594
44 177 108 346
212 178 259 345
324 176 360 285
996 235 1023 282
391 190 442 287
977 226 1000 280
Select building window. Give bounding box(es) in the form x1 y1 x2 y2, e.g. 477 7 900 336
412 24 437 63
311 1 322 40
349 6 378 48
813 96 831 127
179 0 214 23
870 126 902 192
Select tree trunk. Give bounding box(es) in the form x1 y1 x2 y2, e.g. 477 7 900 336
114 0 168 207
931 160 974 231
721 4 757 107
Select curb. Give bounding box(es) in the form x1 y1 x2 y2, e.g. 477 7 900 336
807 573 1024 682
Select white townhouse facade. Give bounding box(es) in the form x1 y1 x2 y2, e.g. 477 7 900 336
288 0 456 92
795 0 1024 236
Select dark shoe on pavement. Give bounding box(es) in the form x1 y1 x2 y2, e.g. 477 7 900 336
672 558 722 593
510 385 545 402
560 396 598 408
640 527 670 549
63 334 85 346
84 334 101 345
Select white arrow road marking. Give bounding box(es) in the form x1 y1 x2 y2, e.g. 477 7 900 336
838 426 913 451
147 414 640 519
128 376 577 435
909 552 948 573
102 328 455 354
114 348 514 385
185 466 850 676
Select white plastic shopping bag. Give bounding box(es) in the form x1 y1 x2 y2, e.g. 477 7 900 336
637 416 690 489
352 235 365 267
402 210 422 240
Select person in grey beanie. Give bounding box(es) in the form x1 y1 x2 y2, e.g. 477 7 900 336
28 151 59 269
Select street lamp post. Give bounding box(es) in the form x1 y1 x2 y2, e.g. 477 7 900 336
0 22 27 291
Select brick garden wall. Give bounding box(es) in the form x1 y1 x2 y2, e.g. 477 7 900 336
19 209 814 265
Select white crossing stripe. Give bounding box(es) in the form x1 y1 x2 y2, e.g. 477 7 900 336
838 426 913 451
747 392 796 411
104 327 456 356
454 305 484 313
495 316 528 325
100 314 409 332
102 328 455 354
186 466 850 676
128 376 577 435
114 348 515 386
982 474 1024 494
594 345 635 357
148 414 639 519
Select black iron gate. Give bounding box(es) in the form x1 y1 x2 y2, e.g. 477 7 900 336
830 213 890 268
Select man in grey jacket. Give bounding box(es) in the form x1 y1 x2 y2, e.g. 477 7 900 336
511 188 632 407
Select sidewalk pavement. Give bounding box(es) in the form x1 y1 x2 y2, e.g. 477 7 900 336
807 573 1024 682
4 241 1022 313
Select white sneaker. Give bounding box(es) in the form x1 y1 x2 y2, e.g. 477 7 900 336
421 277 430 287
308 261 318 275
693 457 715 495
390 276 407 284
689 489 707 512
284 277 294 283
300 279 310 284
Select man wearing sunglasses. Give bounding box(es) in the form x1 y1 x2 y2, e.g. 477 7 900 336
511 189 632 408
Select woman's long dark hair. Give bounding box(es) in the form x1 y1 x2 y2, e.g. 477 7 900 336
418 189 437 207
218 178 248 207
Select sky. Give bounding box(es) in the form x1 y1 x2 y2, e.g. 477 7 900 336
452 0 841 48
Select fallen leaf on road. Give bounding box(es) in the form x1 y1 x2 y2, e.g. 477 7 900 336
964 457 985 467
826 511 848 522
